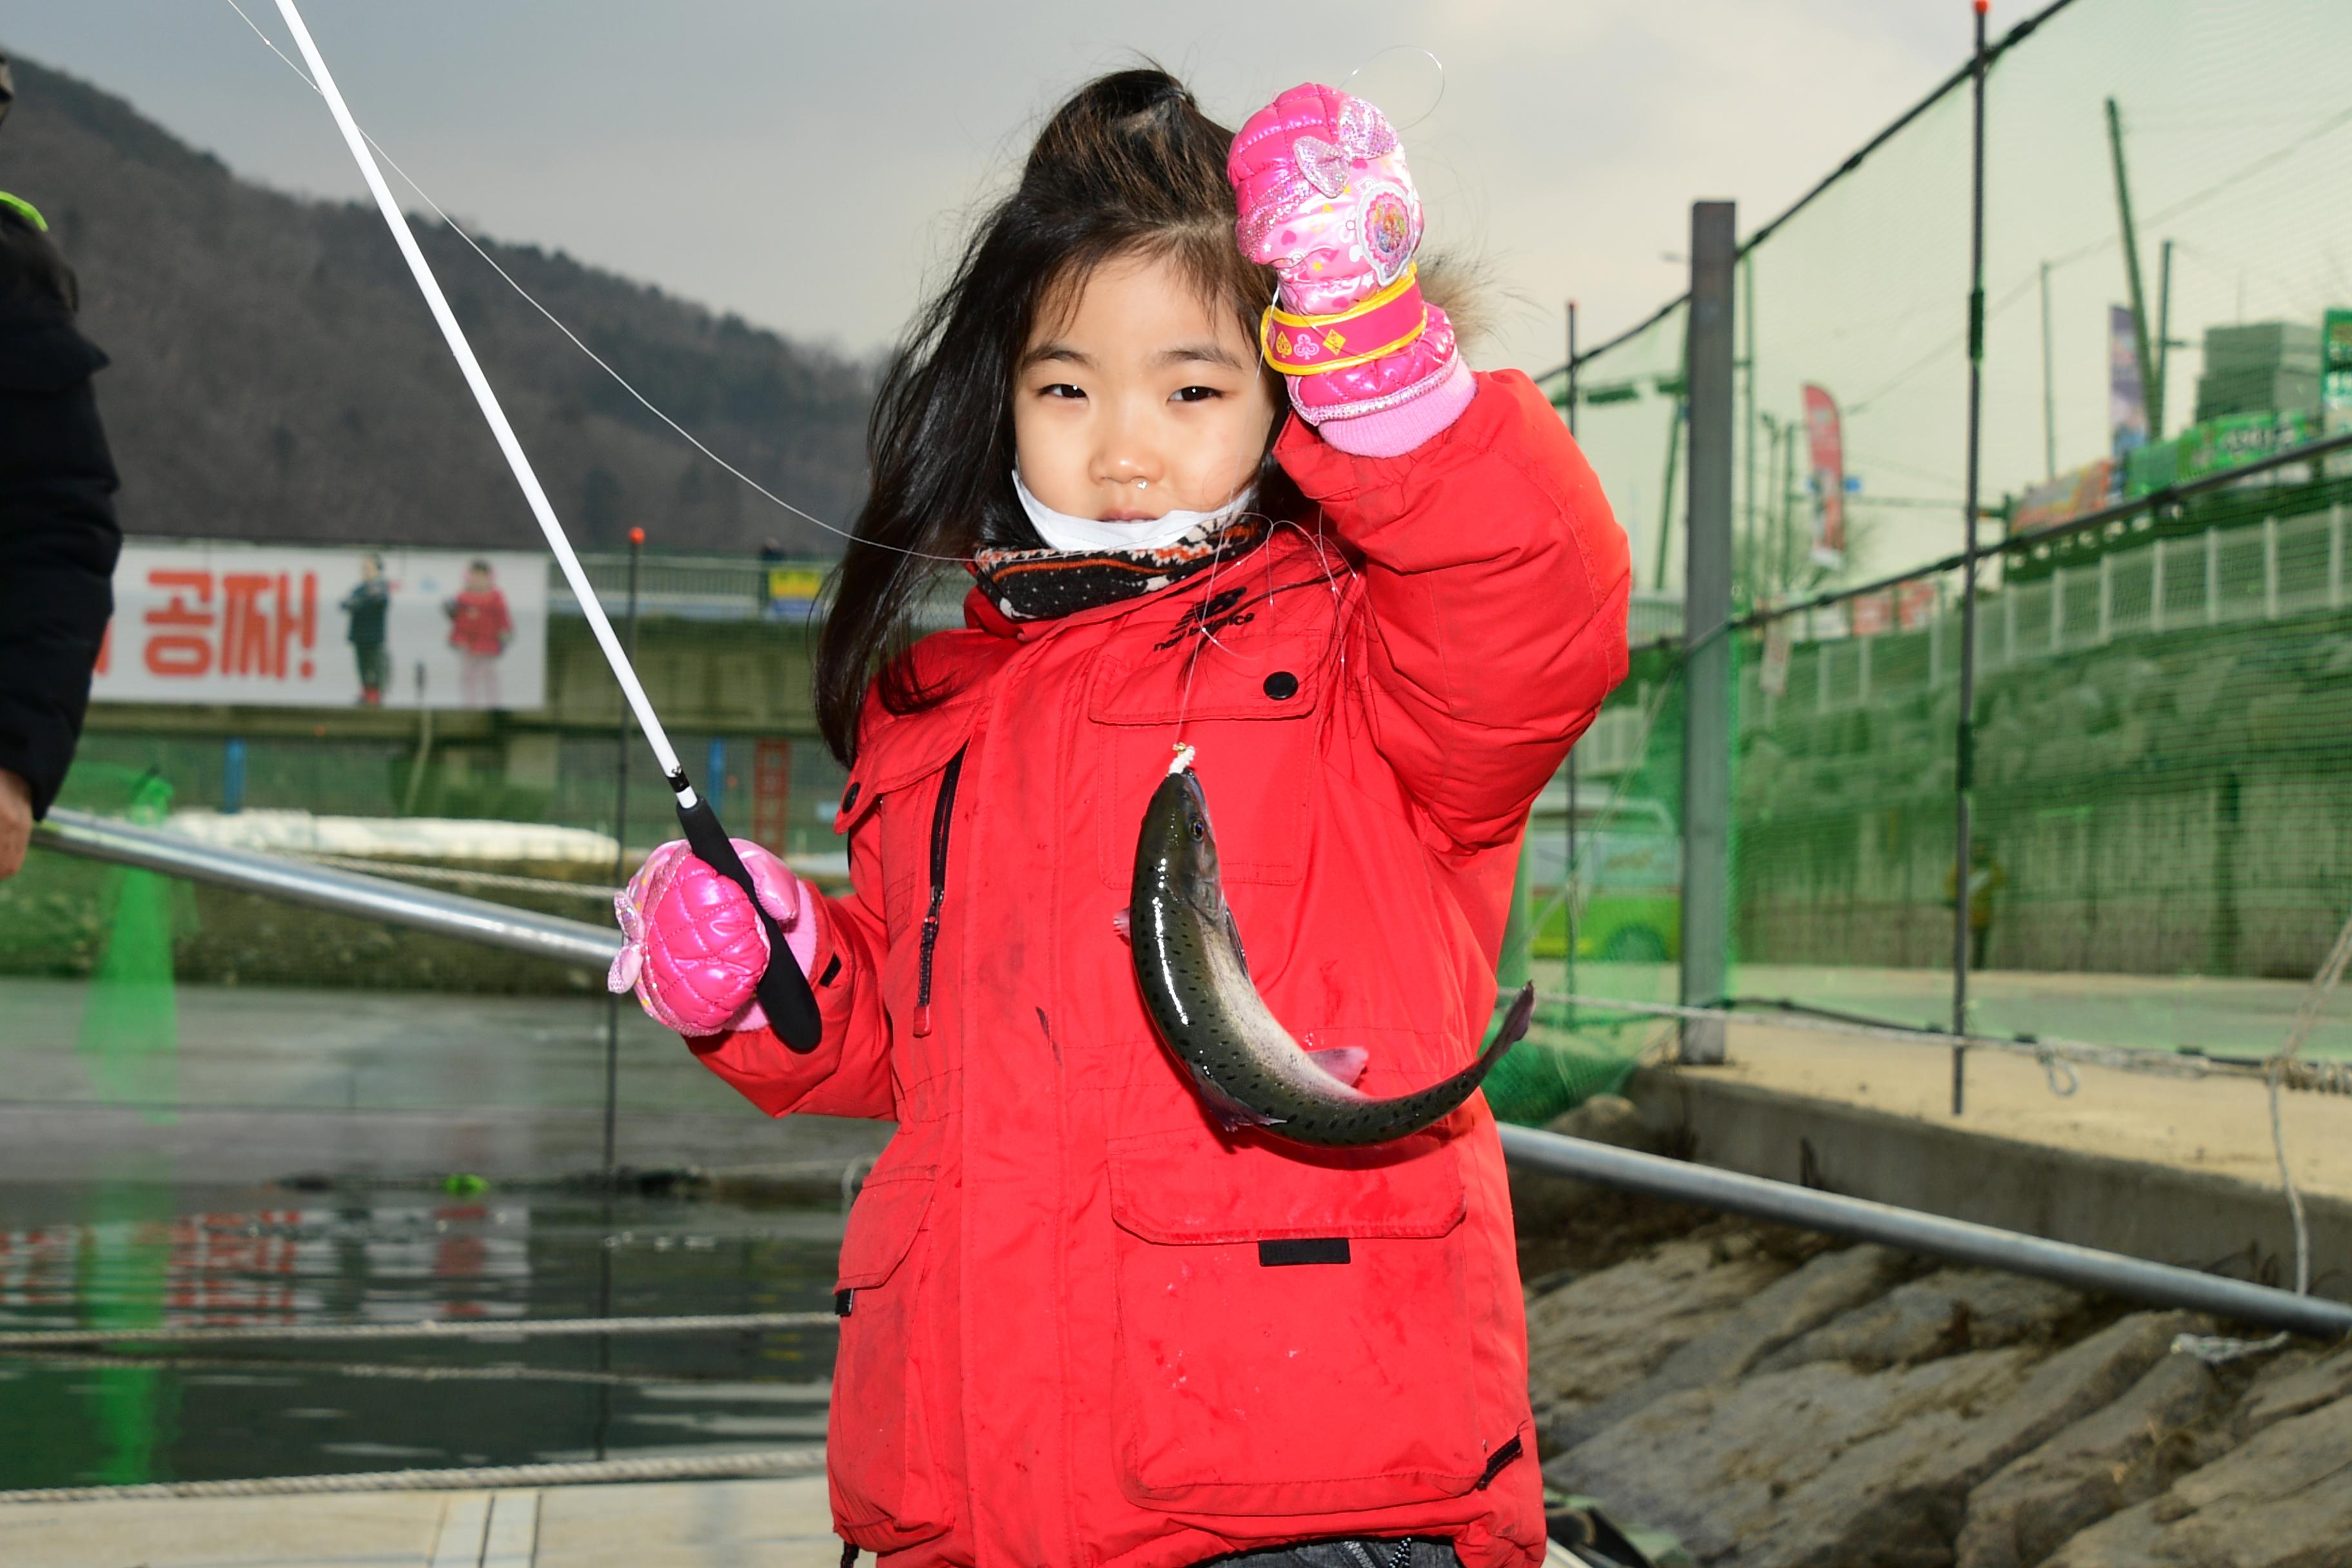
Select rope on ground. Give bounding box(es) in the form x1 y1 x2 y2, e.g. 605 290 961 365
2173 905 2352 1366
0 1309 837 1352
1536 990 2260 1086
13 1347 827 1391
282 852 620 902
0 1446 827 1505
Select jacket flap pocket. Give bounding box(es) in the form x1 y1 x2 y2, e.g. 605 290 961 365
836 705 979 836
1087 647 1323 727
835 1164 937 1290
1106 1129 1463 1245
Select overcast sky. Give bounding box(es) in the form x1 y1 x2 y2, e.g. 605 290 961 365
8 1 1970 374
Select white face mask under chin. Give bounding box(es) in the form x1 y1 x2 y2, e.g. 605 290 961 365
1011 469 1251 553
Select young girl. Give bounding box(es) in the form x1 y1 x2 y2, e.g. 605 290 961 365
610 69 1629 1568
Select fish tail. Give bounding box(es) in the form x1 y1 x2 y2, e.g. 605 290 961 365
1486 981 1537 1061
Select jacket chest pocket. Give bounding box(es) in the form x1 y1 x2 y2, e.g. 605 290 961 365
1101 1125 1491 1515
1088 647 1324 892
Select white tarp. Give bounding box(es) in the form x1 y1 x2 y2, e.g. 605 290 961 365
166 810 617 864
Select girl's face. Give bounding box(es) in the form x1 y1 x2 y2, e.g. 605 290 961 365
1012 251 1277 527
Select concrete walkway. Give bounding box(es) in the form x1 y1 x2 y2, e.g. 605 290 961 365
0 1475 839 1568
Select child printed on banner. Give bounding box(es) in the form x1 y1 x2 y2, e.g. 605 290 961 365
338 553 391 706
607 71 1629 1568
443 557 512 709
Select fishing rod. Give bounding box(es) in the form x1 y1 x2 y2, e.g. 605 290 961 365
269 0 821 1051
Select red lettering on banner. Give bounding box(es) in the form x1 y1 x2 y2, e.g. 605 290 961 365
289 572 317 678
144 569 216 677
95 619 112 676
217 572 320 680
220 574 274 675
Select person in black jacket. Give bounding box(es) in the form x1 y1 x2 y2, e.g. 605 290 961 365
0 48 123 878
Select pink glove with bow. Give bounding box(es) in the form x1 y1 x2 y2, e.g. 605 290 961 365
1228 83 1474 456
609 838 819 1037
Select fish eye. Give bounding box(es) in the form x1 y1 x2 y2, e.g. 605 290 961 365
1189 820 1206 841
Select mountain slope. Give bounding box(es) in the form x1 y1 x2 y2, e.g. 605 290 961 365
0 55 876 554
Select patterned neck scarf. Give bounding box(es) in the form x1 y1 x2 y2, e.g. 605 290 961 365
969 516 1271 623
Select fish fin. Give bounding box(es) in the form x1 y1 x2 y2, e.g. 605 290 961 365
1221 906 1251 978
1112 906 1131 943
1306 1046 1370 1088
1188 1061 1280 1129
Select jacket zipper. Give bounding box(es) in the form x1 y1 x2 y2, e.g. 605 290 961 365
912 744 966 1037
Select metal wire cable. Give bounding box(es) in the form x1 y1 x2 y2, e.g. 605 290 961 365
0 1310 837 1352
10 1347 822 1391
219 0 967 566
1537 990 2262 1086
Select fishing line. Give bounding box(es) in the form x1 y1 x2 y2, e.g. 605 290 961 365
219 0 968 566
1341 44 1446 132
266 0 824 1049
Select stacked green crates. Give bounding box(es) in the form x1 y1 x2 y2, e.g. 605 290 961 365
2196 321 2321 424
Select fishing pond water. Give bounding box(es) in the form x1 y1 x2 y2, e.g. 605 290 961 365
0 1182 842 1491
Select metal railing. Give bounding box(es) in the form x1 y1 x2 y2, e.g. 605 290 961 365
1758 502 2351 721
35 808 619 970
27 812 2349 1337
560 553 969 630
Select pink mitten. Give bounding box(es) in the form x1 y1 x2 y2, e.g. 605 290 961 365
1228 83 1473 455
609 839 818 1037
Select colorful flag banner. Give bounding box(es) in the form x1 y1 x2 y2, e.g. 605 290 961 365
1801 384 1846 571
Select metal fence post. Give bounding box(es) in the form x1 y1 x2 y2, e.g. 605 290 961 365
1565 301 1582 1028
602 528 644 1183
2206 527 2220 624
2331 503 2345 610
1951 0 1990 1115
2264 516 2280 620
1680 200 1737 1066
2151 538 2166 632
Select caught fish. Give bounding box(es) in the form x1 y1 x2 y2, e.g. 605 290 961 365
1130 761 1532 1148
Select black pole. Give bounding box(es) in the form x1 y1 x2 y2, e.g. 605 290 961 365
603 529 642 1181
2155 238 2175 441
1742 253 1758 608
1565 300 1580 1030
1680 202 1737 1066
2104 97 2160 445
1953 2 1990 1115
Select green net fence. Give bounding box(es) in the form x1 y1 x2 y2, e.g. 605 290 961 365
1534 0 2352 1099
17 0 2352 1126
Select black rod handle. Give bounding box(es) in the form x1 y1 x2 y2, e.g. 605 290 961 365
674 789 823 1053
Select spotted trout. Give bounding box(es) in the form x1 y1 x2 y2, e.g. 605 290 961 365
1130 763 1533 1148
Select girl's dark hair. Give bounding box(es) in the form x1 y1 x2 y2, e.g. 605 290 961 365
0 207 79 313
813 67 1304 763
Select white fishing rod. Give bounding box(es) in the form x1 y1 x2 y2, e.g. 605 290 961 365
270 0 821 1049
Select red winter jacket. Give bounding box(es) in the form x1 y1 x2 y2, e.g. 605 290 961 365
692 371 1630 1568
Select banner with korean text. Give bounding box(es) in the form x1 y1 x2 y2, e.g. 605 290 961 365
92 542 547 710
1799 383 1846 571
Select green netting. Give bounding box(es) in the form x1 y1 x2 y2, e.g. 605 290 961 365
1489 650 1698 1125
1542 0 2352 1066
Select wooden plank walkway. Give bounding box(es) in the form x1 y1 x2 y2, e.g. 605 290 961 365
0 1475 839 1568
